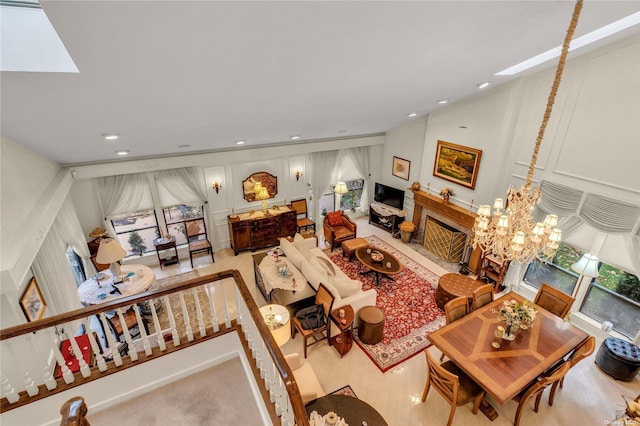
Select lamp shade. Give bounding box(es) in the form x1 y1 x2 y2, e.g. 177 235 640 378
334 182 348 195
572 253 600 277
96 238 126 264
259 304 290 347
258 187 269 200
253 182 263 194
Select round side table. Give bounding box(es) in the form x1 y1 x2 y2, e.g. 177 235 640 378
435 273 485 310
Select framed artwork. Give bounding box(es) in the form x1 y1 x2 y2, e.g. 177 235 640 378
20 277 46 322
433 140 483 189
392 156 411 180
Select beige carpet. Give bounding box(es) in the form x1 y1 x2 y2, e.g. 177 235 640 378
87 357 264 425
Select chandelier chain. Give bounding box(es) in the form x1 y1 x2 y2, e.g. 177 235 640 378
525 0 583 190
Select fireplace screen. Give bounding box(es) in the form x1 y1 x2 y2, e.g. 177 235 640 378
424 217 466 263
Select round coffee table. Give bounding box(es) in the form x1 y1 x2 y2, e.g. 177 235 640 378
355 247 402 286
435 273 485 310
305 394 388 426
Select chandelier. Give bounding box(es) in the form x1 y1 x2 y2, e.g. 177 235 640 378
472 0 583 264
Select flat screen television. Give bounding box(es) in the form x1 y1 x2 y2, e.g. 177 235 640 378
374 183 404 210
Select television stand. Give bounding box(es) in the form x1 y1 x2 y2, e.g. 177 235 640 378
369 201 403 236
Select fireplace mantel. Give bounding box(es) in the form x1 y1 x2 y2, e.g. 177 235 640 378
410 189 482 274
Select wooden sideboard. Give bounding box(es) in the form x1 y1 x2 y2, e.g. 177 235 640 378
228 208 297 255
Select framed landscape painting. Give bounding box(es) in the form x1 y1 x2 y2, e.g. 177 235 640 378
20 277 46 322
392 156 411 180
433 140 482 189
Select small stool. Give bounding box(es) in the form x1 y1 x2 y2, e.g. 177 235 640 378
342 238 369 260
358 306 385 345
595 337 640 381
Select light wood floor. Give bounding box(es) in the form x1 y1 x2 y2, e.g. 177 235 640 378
150 216 640 426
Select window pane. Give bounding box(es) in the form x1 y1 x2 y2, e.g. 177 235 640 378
319 193 334 216
581 283 640 338
523 259 578 295
111 209 159 256
162 205 204 246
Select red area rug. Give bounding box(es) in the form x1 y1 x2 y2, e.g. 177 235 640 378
327 235 445 372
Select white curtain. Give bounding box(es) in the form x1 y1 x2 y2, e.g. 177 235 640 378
155 167 207 207
345 147 371 214
307 150 338 220
55 196 97 277
97 173 149 219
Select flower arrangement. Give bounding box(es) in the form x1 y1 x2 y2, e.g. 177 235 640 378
493 299 537 338
439 187 455 198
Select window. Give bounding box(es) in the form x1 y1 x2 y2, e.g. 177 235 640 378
523 242 640 338
111 209 160 256
339 179 365 212
66 246 86 286
162 205 204 245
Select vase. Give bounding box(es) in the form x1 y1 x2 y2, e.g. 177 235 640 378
502 327 516 341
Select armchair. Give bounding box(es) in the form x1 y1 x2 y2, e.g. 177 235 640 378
323 211 357 251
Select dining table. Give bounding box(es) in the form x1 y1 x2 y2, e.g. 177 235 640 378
428 291 589 419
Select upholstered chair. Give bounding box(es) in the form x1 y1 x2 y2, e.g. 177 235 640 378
323 211 357 251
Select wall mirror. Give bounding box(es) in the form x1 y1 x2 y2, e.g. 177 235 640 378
242 172 278 202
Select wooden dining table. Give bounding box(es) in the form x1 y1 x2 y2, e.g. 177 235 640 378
428 291 589 417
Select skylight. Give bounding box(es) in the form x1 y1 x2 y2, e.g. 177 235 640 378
496 11 640 76
1 1 79 72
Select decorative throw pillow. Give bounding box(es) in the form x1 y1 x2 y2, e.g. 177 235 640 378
279 237 306 270
327 211 343 227
315 256 336 276
331 276 361 298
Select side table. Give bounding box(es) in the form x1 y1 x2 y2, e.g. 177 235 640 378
153 236 179 269
435 273 485 311
329 305 354 357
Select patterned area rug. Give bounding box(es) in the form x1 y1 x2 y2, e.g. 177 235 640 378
327 235 446 372
329 385 358 399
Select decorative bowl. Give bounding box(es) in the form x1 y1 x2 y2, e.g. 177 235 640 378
370 250 384 263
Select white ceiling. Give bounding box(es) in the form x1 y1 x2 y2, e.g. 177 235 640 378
1 1 639 165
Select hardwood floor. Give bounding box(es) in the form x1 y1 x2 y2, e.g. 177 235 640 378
149 215 640 425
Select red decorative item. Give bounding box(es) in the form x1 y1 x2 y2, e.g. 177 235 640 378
55 334 93 378
327 211 343 227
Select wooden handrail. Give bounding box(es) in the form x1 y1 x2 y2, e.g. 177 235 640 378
1 269 309 425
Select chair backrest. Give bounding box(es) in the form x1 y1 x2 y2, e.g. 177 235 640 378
316 284 335 318
425 349 459 406
290 199 309 219
185 218 208 241
533 283 575 319
569 335 596 366
472 284 494 310
521 361 570 402
444 296 469 324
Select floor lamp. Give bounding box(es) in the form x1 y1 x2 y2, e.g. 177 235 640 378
334 182 348 211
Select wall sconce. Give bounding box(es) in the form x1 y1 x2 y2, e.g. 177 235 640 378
295 169 304 181
212 181 222 194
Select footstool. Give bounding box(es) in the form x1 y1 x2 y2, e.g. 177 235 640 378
358 306 385 345
595 337 640 381
342 238 369 260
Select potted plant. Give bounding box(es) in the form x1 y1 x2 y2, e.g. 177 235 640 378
399 221 416 243
439 187 455 204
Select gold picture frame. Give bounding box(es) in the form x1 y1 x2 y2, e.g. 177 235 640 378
20 277 46 322
433 140 482 189
392 156 411 181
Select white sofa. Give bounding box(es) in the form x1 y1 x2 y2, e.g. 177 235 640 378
284 353 324 404
279 234 377 329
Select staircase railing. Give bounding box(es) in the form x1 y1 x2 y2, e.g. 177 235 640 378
0 269 309 425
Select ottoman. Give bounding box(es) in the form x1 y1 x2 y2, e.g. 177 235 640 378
358 306 385 345
595 337 640 381
342 238 369 260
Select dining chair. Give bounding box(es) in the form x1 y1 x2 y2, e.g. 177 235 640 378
548 336 596 405
422 349 485 426
533 283 575 319
292 284 335 358
440 296 469 360
512 361 571 426
106 307 149 343
471 284 494 310
184 218 215 268
290 198 315 235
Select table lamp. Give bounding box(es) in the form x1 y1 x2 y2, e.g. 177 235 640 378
261 305 290 346
96 238 127 282
259 187 270 213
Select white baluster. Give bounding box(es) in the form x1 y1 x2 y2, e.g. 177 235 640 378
205 284 220 332
49 332 74 384
148 296 167 351
220 280 232 328
99 313 122 366
163 296 180 346
192 288 206 337
82 318 107 371
1 369 19 403
133 304 153 356
65 330 91 378
6 339 39 395
116 308 138 361
28 331 56 390
178 292 194 341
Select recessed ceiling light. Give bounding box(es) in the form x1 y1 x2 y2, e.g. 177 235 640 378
437 99 448 104
291 135 300 140
115 150 129 156
408 112 417 118
496 12 640 76
476 82 490 89
102 133 119 140
177 144 191 148
337 130 348 134
235 140 245 145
